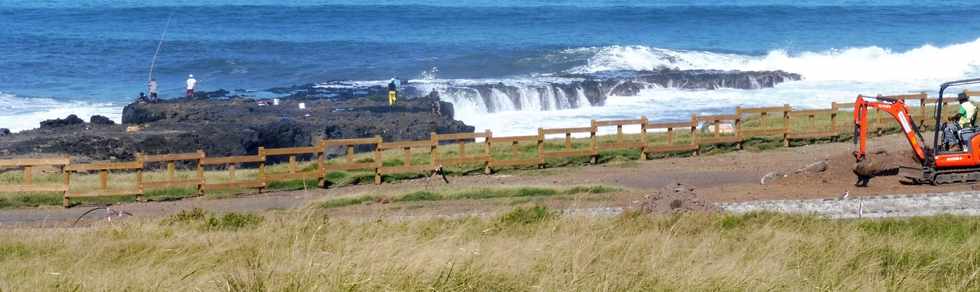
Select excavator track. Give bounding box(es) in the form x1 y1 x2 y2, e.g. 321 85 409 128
900 165 980 185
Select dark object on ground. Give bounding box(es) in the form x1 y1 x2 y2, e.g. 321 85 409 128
0 128 9 137
40 114 85 129
71 206 133 227
639 183 719 214
431 166 449 184
90 115 115 125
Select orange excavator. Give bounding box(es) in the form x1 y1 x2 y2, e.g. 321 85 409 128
853 78 980 186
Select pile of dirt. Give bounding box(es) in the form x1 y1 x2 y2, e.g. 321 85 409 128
766 147 918 188
640 183 720 214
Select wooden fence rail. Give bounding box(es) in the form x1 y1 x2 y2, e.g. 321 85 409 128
0 157 70 196
432 130 492 174
4 91 979 207
538 126 597 162
592 117 648 159
64 155 144 207
142 151 205 192
375 139 435 184
260 146 324 185
487 135 542 168
199 154 266 192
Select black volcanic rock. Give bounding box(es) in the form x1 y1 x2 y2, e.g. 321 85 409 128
90 115 115 125
3 92 473 160
40 114 85 129
0 128 9 137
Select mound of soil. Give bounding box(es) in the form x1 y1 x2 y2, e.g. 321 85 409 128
769 147 918 188
640 183 720 214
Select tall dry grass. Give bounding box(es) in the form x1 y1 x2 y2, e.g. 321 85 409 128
1 209 979 291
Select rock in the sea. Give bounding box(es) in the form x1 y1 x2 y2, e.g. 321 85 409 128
40 114 85 129
90 115 115 125
0 128 10 137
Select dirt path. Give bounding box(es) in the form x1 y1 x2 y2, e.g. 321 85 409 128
2 134 972 227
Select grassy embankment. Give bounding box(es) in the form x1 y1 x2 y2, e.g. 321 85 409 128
0 107 928 208
1 208 979 290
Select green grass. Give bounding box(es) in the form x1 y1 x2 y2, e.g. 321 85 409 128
318 195 377 209
497 205 557 225
143 188 198 202
163 208 264 231
0 192 62 208
318 185 622 209
395 191 444 202
5 210 980 290
266 179 320 191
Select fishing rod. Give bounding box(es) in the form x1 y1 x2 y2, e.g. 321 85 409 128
147 11 175 82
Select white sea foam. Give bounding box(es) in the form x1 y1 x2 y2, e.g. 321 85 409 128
458 80 943 137
569 39 980 83
0 93 122 133
451 39 980 136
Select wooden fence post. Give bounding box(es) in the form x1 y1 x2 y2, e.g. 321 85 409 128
63 162 71 208
590 124 598 164
257 147 266 193
196 150 206 195
23 166 32 186
374 139 383 185
734 107 743 150
782 104 790 147
830 102 839 134
135 153 145 202
640 116 648 160
589 120 598 164
537 128 545 168
691 113 700 156
429 132 439 170
317 141 326 187
257 147 265 186
484 130 493 174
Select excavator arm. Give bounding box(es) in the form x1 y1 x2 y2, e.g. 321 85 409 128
853 95 927 163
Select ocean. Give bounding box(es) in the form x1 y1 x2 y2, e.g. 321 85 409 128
2 0 980 135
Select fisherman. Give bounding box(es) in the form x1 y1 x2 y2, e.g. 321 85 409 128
387 77 398 106
136 92 148 103
943 92 976 151
147 78 159 101
186 74 197 98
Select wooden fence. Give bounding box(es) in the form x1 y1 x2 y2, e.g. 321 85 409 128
1 92 977 207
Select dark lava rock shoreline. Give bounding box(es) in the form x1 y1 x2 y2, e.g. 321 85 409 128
0 92 469 161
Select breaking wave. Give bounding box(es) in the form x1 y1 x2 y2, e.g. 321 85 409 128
568 38 980 82
0 93 121 133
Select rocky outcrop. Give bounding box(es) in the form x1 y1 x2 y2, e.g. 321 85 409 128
39 114 85 129
1 92 472 161
0 128 9 137
90 115 115 125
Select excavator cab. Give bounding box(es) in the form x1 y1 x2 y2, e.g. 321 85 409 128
938 92 979 152
853 78 980 186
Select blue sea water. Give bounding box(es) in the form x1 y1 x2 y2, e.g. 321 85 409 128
2 0 980 133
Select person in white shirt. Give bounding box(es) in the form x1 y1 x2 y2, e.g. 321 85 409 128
186 74 197 97
147 78 158 101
